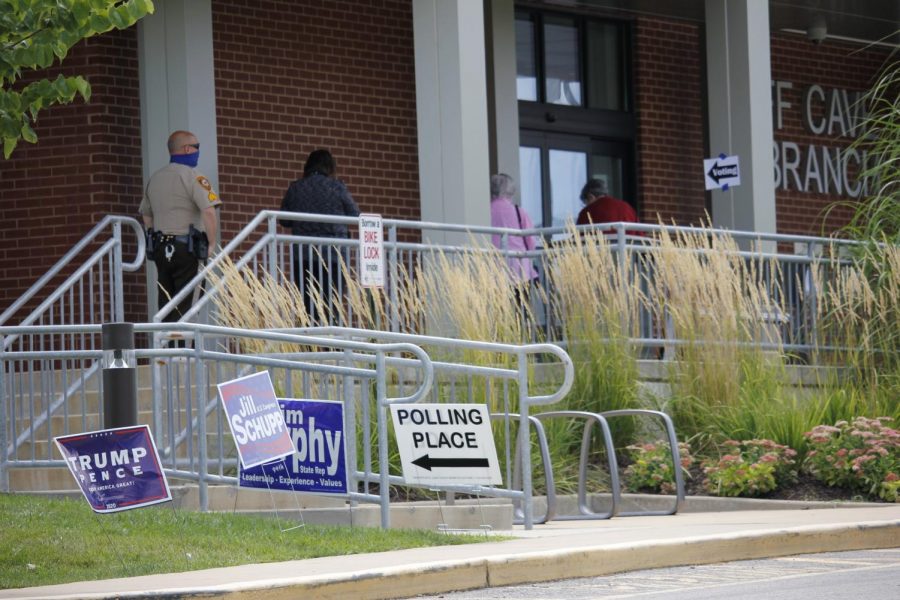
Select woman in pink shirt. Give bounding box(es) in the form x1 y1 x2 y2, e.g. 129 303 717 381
489 173 539 283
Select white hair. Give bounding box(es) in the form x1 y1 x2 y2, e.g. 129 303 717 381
490 173 516 198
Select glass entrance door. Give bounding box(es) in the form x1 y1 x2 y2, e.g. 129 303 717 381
519 132 632 230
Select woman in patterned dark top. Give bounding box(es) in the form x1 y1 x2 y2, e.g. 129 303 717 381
279 149 361 321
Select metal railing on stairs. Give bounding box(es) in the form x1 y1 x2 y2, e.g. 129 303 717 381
0 216 146 343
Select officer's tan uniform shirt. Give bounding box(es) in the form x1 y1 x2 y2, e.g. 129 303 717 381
139 163 221 235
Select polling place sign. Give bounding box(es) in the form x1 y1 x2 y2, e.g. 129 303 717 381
54 425 171 513
390 403 501 487
218 371 294 469
239 399 348 494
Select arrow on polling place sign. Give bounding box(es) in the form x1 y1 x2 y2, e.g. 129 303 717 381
412 455 490 471
703 153 741 191
390 403 501 486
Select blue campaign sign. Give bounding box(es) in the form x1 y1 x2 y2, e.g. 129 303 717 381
239 399 348 495
218 371 295 469
54 425 171 513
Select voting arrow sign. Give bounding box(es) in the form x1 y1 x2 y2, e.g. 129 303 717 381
391 403 502 486
703 154 741 191
412 454 490 471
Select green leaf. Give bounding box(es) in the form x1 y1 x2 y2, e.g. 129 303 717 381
3 135 18 159
72 76 90 101
108 5 128 29
89 13 109 33
52 40 69 60
28 95 43 119
20 120 36 143
125 0 151 20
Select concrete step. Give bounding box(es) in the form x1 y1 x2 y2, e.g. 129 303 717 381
11 485 515 530
8 467 80 491
232 502 514 530
177 485 348 511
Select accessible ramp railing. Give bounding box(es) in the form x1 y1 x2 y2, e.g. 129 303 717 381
294 326 575 529
0 323 433 530
1 322 575 529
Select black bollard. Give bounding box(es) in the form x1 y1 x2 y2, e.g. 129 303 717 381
102 322 138 428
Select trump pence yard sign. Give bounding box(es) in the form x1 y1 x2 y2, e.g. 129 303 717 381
54 425 171 513
390 403 501 487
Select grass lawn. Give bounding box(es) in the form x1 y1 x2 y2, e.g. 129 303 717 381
0 493 491 590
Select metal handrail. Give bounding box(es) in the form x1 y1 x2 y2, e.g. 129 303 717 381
0 216 145 329
295 325 575 529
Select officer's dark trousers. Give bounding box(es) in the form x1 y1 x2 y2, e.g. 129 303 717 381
154 241 200 323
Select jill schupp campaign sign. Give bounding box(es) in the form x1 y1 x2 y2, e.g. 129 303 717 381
218 370 294 469
54 425 171 513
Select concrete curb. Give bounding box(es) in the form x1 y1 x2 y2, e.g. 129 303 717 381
11 517 897 600
484 520 899 588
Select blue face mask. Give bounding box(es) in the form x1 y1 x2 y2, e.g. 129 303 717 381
170 152 199 168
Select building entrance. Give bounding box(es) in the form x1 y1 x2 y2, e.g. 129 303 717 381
519 131 632 231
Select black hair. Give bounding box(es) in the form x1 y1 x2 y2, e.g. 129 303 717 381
303 149 336 177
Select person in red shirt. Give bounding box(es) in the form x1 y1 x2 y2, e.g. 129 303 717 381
575 178 640 234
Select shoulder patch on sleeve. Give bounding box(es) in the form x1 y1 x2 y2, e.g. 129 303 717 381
196 176 213 192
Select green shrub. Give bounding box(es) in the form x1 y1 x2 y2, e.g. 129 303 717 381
702 439 797 497
624 440 693 495
804 417 900 502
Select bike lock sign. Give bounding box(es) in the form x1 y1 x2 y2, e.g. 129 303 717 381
239 399 348 494
359 213 385 288
390 403 501 487
218 371 294 469
54 425 171 513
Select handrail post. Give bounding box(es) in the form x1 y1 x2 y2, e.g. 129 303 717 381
388 224 399 333
112 220 126 322
195 331 209 511
806 242 819 364
152 331 163 450
343 347 357 506
518 348 533 530
376 349 391 528
616 224 631 337
267 214 278 283
0 335 8 492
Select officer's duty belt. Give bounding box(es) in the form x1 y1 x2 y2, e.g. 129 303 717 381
159 233 191 244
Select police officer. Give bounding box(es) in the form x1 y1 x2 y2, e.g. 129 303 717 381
140 130 221 323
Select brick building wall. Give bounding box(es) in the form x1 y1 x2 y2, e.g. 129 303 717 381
632 20 889 235
0 29 145 324
770 33 890 237
0 5 891 326
210 0 421 240
634 16 709 226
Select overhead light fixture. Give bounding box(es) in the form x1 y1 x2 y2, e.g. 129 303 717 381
807 14 827 45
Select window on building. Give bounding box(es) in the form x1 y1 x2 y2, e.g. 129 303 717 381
515 9 634 230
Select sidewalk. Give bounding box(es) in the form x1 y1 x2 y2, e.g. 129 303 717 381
3 504 898 600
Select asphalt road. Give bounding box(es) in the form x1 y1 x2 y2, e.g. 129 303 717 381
414 549 900 599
